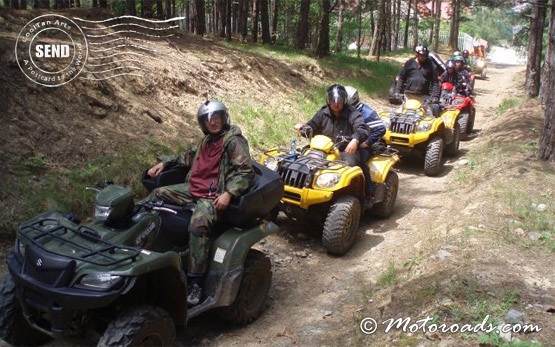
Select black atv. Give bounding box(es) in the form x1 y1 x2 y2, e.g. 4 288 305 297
0 161 283 346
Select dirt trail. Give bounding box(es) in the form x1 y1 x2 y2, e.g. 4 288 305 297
172 64 532 347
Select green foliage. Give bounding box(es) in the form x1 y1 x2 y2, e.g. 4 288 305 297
5 141 173 230
497 98 520 115
377 261 397 286
459 7 515 45
23 156 47 171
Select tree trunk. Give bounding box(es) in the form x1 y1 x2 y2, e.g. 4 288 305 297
403 0 410 48
335 0 344 53
538 0 555 161
194 0 206 35
525 0 547 99
156 0 163 18
216 0 226 37
384 0 391 52
370 0 386 57
225 0 232 41
448 0 460 50
295 0 310 50
126 0 136 15
251 0 259 43
238 0 248 41
433 0 441 51
412 0 418 47
260 0 272 43
271 0 279 43
316 0 331 58
143 0 154 17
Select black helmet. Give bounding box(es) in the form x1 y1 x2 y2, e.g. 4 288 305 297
462 49 469 57
415 44 429 57
445 59 456 69
326 84 348 105
344 85 360 107
197 100 230 135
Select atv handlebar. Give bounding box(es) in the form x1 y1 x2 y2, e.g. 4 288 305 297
136 200 183 215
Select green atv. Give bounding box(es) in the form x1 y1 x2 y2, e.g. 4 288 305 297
0 162 283 347
379 96 460 176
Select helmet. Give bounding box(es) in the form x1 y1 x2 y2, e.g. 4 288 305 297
445 59 455 69
462 49 469 57
414 44 429 57
196 100 230 135
453 55 465 63
453 50 461 56
344 85 360 107
326 84 348 105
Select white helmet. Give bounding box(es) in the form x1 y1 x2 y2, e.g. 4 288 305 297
344 85 360 107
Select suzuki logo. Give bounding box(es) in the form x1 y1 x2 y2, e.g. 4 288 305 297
36 258 43 267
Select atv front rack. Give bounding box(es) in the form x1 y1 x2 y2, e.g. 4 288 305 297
18 214 142 266
278 155 347 189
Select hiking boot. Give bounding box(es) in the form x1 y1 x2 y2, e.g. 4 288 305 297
187 284 202 306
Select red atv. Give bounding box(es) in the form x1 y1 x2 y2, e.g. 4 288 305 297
439 82 476 140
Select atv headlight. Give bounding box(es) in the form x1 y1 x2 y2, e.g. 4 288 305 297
263 157 279 171
94 205 112 221
78 273 123 291
416 123 432 132
315 173 340 188
15 239 26 259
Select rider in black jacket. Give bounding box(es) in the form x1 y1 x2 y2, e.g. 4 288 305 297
395 44 440 104
294 84 370 168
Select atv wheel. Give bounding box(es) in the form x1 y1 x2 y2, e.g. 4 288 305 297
445 123 461 157
98 305 175 347
322 195 361 256
0 275 52 346
458 112 470 140
217 249 272 325
372 171 399 219
424 135 444 176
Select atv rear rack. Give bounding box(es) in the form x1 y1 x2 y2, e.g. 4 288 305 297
18 216 142 266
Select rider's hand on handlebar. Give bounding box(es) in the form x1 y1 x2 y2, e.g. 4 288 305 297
147 162 164 178
344 139 359 154
294 123 304 131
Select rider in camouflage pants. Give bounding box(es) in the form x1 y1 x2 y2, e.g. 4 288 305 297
147 100 254 305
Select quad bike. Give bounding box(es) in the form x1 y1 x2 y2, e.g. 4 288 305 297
473 57 487 79
0 161 283 347
260 127 400 256
439 82 476 140
379 94 461 176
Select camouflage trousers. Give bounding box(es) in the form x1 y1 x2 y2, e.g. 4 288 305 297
148 183 219 276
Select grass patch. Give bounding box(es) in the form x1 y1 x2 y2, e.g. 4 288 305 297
1 140 176 234
377 261 398 287
497 97 521 116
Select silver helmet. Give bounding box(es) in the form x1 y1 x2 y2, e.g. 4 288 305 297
196 100 230 135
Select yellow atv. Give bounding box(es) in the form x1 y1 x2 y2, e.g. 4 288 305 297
379 96 460 176
260 128 399 256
